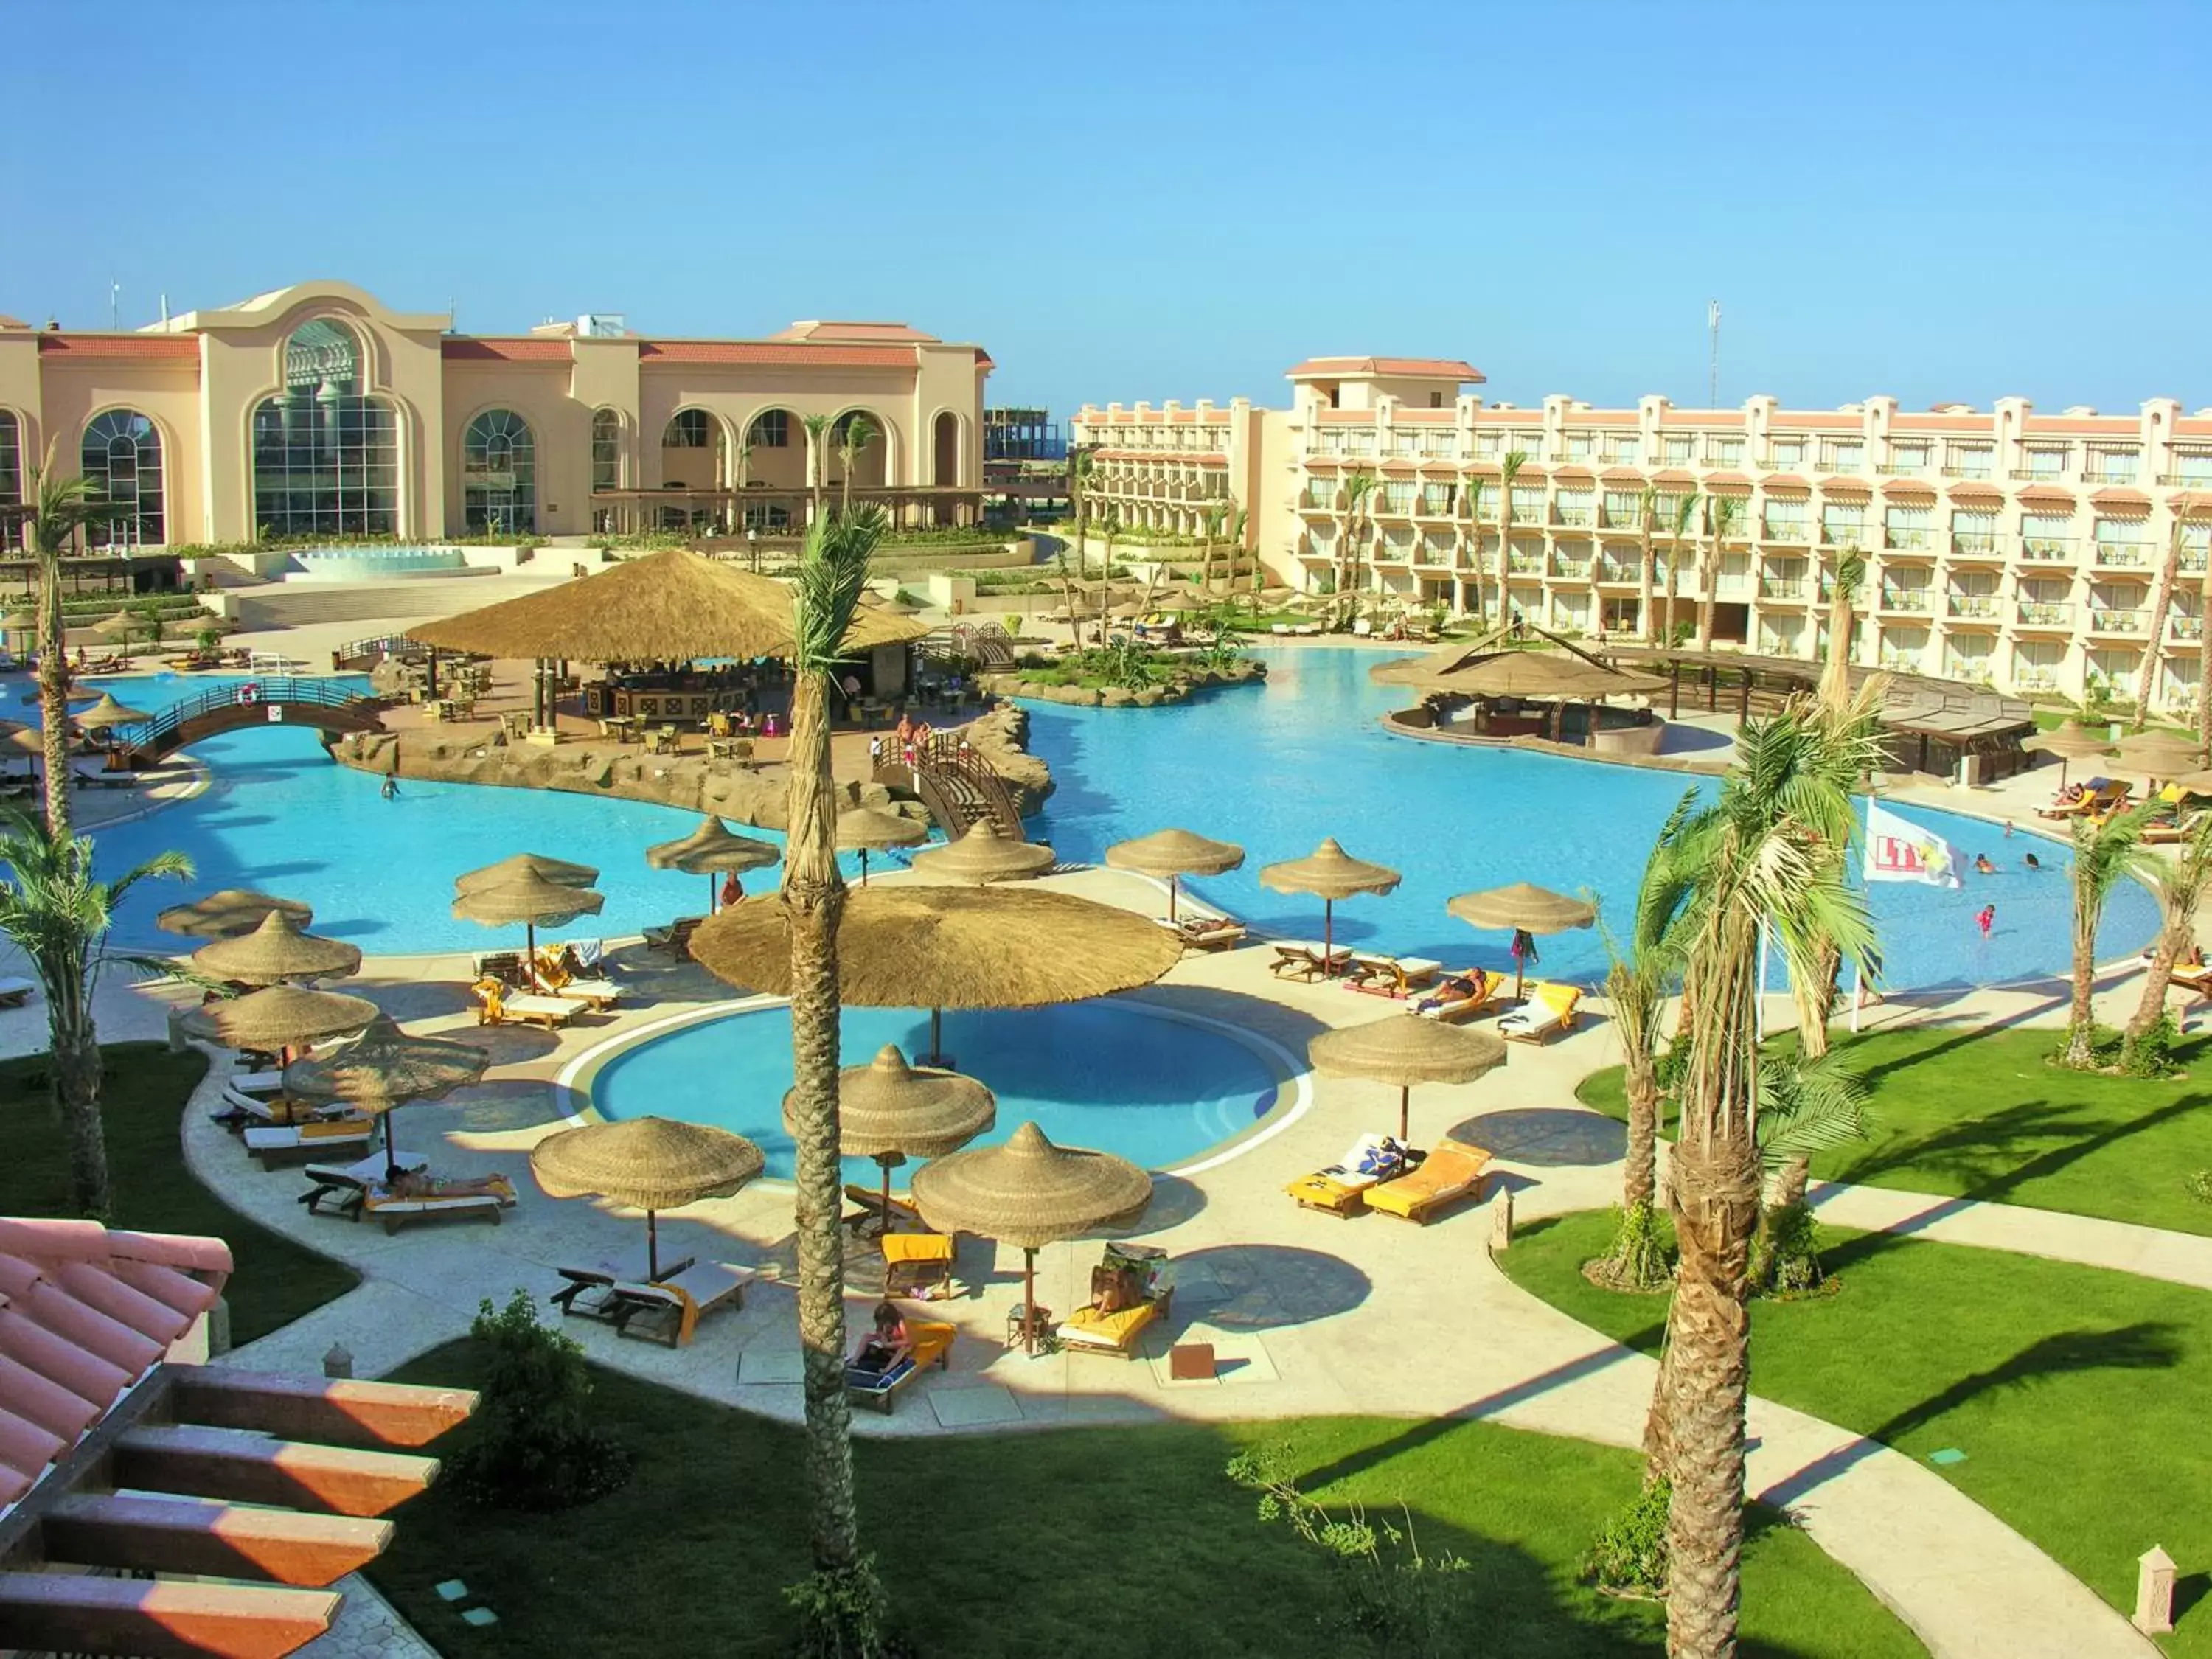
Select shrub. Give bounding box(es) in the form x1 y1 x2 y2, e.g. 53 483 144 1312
1750 1198 1826 1296
2119 1011 2180 1079
448 1290 633 1511
782 1557 908 1659
1584 1475 1670 1599
1585 1201 1672 1293
2187 1170 2212 1206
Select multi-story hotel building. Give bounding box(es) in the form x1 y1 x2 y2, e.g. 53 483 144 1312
0 279 992 548
1073 360 2212 714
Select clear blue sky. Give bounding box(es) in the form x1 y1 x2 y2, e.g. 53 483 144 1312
15 0 2208 421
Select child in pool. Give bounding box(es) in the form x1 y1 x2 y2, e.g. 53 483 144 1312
1977 904 1996 939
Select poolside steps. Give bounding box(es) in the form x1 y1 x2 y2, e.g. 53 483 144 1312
223 574 538 633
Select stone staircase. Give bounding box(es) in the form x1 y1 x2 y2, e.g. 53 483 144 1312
225 573 533 631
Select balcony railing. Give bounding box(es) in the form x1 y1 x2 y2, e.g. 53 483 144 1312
2020 537 2076 562
1596 563 1638 584
2011 467 2068 481
1761 521 1812 543
2015 601 2074 625
1417 495 1455 516
1759 451 1810 469
2090 540 2154 568
1299 495 1338 511
1759 579 1808 599
1554 509 1596 528
1507 555 1545 574
1820 453 1865 472
1553 559 1592 579
1941 462 1995 480
1714 577 1753 597
2090 608 2148 634
2171 616 2205 641
1950 532 2002 556
2084 467 2140 485
1875 462 1930 476
1821 524 1868 546
1879 652 1925 671
1879 591 1933 613
2157 470 2212 487
2184 551 2211 574
2014 669 2062 692
1885 529 1935 551
1949 594 2001 619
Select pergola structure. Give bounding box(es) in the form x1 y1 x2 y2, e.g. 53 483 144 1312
585 483 985 538
0 1217 475 1658
1374 624 1669 748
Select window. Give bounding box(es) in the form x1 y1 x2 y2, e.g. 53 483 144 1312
2086 447 2139 483
462 408 535 533
747 409 790 448
591 408 622 491
664 409 712 448
1820 502 1865 543
1475 431 1503 456
1509 484 1545 517
1564 432 1596 458
743 501 791 532
2021 510 2073 559
0 410 18 549
80 410 164 546
1602 490 1642 526
1885 440 1930 474
1605 434 1640 463
1556 488 1595 526
2020 445 2068 478
2168 448 2212 483
1381 481 1416 513
250 322 399 540
1882 504 1932 549
1944 442 1994 479
1767 437 1807 467
1391 431 1421 458
1428 391 1444 408
1761 502 1808 540
2093 518 2150 566
1950 509 1998 552
1663 435 1695 462
1820 438 1863 471
1708 437 1744 466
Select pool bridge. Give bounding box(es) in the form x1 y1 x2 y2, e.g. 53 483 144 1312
123 678 387 763
874 735 1023 841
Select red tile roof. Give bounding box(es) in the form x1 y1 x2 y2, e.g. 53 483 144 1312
1551 466 1595 483
0 1217 229 1515
1819 477 1874 495
1287 356 1484 383
1649 469 1698 487
974 350 995 370
1948 482 2006 504
2023 415 2135 434
1704 472 1753 492
2171 492 2212 517
2017 484 2076 508
1881 477 1939 497
1599 467 1647 485
2090 488 2152 512
1890 411 1992 433
442 337 574 363
771 320 939 344
1767 413 1862 431
1657 411 1746 428
1379 460 1417 473
638 341 915 368
35 333 198 362
1760 473 1812 491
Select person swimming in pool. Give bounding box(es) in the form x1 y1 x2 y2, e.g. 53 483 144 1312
1974 853 1996 874
1977 904 1996 939
2024 852 2042 870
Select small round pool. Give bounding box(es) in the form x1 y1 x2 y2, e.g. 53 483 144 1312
586 1001 1291 1179
291 545 469 581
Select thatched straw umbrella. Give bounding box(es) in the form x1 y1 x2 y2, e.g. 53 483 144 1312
77 692 153 732
909 821 1056 886
1258 838 1402 972
453 852 599 895
189 909 362 987
451 869 606 990
783 1044 995 1232
834 804 928 886
2111 730 2203 782
283 1015 489 1182
182 984 379 1060
1447 882 1596 999
911 1121 1151 1354
91 611 140 641
411 547 927 664
2025 726 2117 787
692 886 1183 1067
531 1116 765 1281
158 889 313 939
1105 828 1245 922
645 815 779 912
1308 1015 1508 1142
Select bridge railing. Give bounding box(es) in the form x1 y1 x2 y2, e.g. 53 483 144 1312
127 677 380 757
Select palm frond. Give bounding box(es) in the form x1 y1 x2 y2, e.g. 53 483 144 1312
789 507 886 679
1757 1049 1874 1172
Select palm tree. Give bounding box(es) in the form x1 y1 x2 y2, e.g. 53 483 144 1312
1066 449 1096 583
734 436 757 552
834 413 880 521
1228 506 1249 597
1635 484 1660 641
1818 547 1866 709
1200 502 1227 597
1340 469 1377 630
1461 477 1488 625
2059 805 2154 1068
1495 451 1528 630
1698 495 1742 651
21 441 112 839
1660 493 1700 647
1096 513 1121 647
1593 790 1701 1291
780 505 891 1638
0 806 193 1220
2197 525 2212 762
2124 812 2212 1063
1657 691 1881 1655
801 414 832 524
2135 518 2187 732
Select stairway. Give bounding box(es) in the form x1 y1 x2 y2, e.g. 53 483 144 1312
226 574 529 631
876 740 1023 840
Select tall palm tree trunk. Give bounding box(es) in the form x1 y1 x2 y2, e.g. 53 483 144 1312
1624 1060 1660 1213
781 667 860 1574
2127 901 2197 1046
2198 540 2212 762
36 552 72 841
2135 520 2184 731
2065 891 2100 1069
1638 494 1658 642
46 933 107 1218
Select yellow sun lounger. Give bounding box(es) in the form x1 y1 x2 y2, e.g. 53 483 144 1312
1498 982 1582 1043
846 1319 956 1413
1057 1299 1161 1358
1366 1139 1494 1225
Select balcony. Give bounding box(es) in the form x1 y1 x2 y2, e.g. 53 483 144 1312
2014 601 2075 627
1507 554 1545 575
2084 467 2140 485
1761 521 1813 544
2010 467 2068 482
1950 532 2002 558
1554 508 1596 529
1295 537 1333 562
1298 494 1339 512
2090 540 2154 570
1884 529 1936 552
2184 550 2211 574
1376 498 1416 520
1941 462 1995 480
1820 453 1865 473
1821 524 1869 547
1417 495 1455 517
2171 616 2205 641
1949 594 2003 620
1879 590 1933 613
1876 462 1930 476
2014 668 2062 693
1714 577 1753 597
1595 562 1639 585
1759 451 1810 469
2090 608 2148 636
1758 579 1808 600
2157 470 2212 487
2020 537 2076 563
1553 558 1593 580
1879 652 1926 672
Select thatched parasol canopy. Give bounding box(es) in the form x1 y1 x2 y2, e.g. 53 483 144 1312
645 815 779 876
1309 1015 1508 1141
2160 768 2212 795
2111 731 2203 776
411 547 927 664
451 871 607 929
835 805 930 851
2026 726 2118 761
783 1045 995 1163
909 821 1057 886
77 692 154 731
1449 881 1595 998
91 611 140 640
531 1116 766 1279
453 852 599 894
183 985 379 1052
190 909 362 987
284 1015 491 1182
1430 652 1666 700
158 889 313 939
911 1120 1152 1352
6 724 72 754
1258 838 1402 968
1106 828 1245 922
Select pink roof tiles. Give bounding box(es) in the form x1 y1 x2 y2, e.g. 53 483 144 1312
0 1218 229 1514
1287 356 1484 383
2091 488 2152 512
1890 411 1993 433
2171 492 2212 516
1819 477 1874 495
2017 484 2076 508
442 337 573 363
36 333 198 362
1760 474 1812 492
771 320 940 344
1703 472 1753 492
1599 467 1648 485
2023 415 2136 434
637 341 914 369
1949 482 2006 504
1551 466 1595 483
1881 477 1939 497
1649 469 1698 487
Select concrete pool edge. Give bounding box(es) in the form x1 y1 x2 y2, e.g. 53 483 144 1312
551 990 1316 1183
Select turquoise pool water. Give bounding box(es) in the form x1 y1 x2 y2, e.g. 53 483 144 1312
291 546 468 580
589 1002 1285 1178
67 650 2157 986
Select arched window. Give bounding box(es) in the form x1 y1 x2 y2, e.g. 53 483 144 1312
591 408 622 491
81 410 164 546
663 409 711 449
0 411 21 550
747 410 789 448
251 320 399 539
462 409 535 533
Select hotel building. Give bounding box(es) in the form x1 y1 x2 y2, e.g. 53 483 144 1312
0 279 992 549
1073 361 2212 714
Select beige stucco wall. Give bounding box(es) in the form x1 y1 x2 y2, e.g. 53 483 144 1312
38 359 206 543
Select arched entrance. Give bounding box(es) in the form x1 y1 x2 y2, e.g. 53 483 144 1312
824 409 891 498
462 408 535 534
739 407 805 529
81 411 164 546
933 411 959 487
659 408 731 530
251 320 400 538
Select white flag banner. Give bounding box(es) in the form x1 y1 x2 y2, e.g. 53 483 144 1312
1865 801 1962 889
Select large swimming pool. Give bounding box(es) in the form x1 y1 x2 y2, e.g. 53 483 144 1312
588 1001 1290 1178
70 651 2155 986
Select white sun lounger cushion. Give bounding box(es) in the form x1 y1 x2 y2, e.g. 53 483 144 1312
0 977 38 1004
369 1192 505 1217
303 1150 428 1186
1279 941 1352 965
558 977 622 1003
245 1121 374 1153
652 1261 756 1313
506 992 586 1021
1498 1000 1571 1039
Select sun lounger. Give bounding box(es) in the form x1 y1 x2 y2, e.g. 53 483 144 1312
243 1115 380 1166
472 978 586 1029
1285 1133 1411 1217
846 1320 956 1413
1270 940 1353 981
70 765 137 789
1155 914 1248 952
296 1150 430 1218
841 1182 926 1236
470 951 526 986
1365 1138 1494 1225
2037 779 2128 821
0 977 35 1009
1415 970 1505 1023
1345 953 1444 998
881 1231 957 1299
534 956 624 1010
1057 1298 1161 1358
361 1172 518 1234
1498 981 1582 1043
555 1260 754 1346
2170 964 2212 1005
643 917 706 959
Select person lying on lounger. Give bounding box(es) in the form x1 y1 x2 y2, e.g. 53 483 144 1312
380 1169 512 1201
850 1301 912 1374
1415 973 1484 1013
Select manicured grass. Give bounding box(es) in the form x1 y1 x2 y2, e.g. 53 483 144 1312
1499 1208 2212 1654
0 1041 358 1341
1576 1024 2212 1236
373 1340 1920 1659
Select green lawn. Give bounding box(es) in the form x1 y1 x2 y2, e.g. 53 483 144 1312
0 1041 358 1342
372 1340 1920 1659
1498 1209 2212 1654
1576 1025 2212 1235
